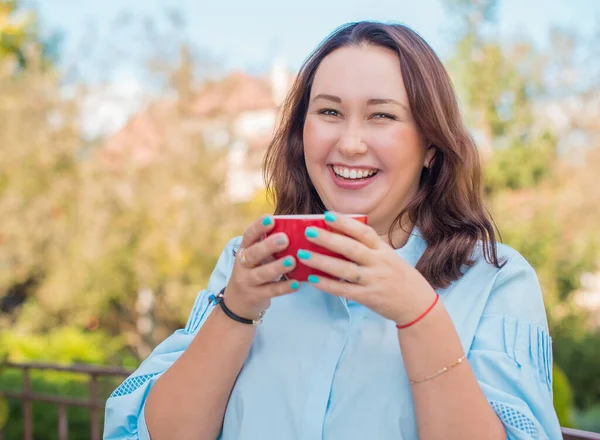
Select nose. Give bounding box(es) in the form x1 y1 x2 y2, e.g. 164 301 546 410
335 121 367 157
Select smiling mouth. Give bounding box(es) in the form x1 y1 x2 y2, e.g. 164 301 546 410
329 165 380 181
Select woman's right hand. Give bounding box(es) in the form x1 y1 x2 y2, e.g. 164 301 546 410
223 215 299 319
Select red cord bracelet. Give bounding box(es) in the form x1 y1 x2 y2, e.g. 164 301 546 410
396 294 440 330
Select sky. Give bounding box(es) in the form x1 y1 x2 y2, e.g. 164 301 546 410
33 0 599 73
28 0 599 137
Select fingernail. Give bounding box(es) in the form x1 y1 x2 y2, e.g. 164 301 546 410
290 280 300 289
283 256 294 267
275 234 288 246
305 227 319 238
297 249 311 260
308 274 320 284
324 211 336 222
262 216 273 226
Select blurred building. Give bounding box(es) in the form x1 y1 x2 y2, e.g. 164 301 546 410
101 59 294 202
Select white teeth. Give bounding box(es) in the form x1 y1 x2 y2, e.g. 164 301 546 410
332 166 378 180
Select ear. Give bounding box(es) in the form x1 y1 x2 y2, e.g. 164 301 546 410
424 144 436 168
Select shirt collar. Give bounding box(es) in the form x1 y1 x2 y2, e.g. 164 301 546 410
393 225 427 268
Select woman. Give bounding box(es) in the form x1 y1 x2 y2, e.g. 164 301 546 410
104 21 561 439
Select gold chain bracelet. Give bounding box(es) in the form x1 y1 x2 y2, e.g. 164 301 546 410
409 354 467 385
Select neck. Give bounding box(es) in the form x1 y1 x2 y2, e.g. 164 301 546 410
373 217 414 249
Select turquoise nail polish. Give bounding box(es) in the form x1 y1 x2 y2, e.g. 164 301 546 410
297 249 311 260
324 211 336 222
305 227 319 238
290 281 300 289
262 216 273 226
283 256 294 267
308 274 320 283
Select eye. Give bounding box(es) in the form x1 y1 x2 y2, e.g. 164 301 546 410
371 113 397 120
318 109 340 117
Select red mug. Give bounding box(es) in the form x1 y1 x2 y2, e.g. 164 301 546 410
268 214 368 282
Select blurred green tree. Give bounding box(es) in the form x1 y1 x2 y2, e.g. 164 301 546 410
0 0 60 71
0 38 253 360
0 46 80 322
0 0 30 67
553 364 575 427
444 0 600 422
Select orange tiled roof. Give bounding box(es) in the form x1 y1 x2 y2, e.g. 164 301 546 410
101 72 278 167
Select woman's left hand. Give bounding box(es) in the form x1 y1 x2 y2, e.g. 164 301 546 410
299 212 437 326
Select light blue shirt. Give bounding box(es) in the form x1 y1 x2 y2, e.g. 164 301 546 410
104 230 562 439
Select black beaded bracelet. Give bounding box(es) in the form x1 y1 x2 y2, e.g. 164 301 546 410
212 288 265 326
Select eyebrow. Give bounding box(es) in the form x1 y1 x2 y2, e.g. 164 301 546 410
313 93 342 103
312 94 408 111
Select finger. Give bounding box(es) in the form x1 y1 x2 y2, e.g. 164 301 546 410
296 249 365 283
240 214 276 249
260 255 276 265
306 274 362 300
304 226 373 266
259 278 302 299
323 211 381 250
244 232 289 268
250 255 297 286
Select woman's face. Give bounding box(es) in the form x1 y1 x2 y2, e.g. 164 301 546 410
303 45 435 235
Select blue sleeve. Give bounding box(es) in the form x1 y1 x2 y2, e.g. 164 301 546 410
468 249 563 440
103 237 241 440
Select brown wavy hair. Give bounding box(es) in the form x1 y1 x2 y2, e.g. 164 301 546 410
263 21 504 289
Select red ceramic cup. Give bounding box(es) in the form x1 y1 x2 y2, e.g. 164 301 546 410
268 214 368 282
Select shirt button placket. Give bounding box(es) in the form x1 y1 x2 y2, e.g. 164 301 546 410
300 297 351 440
